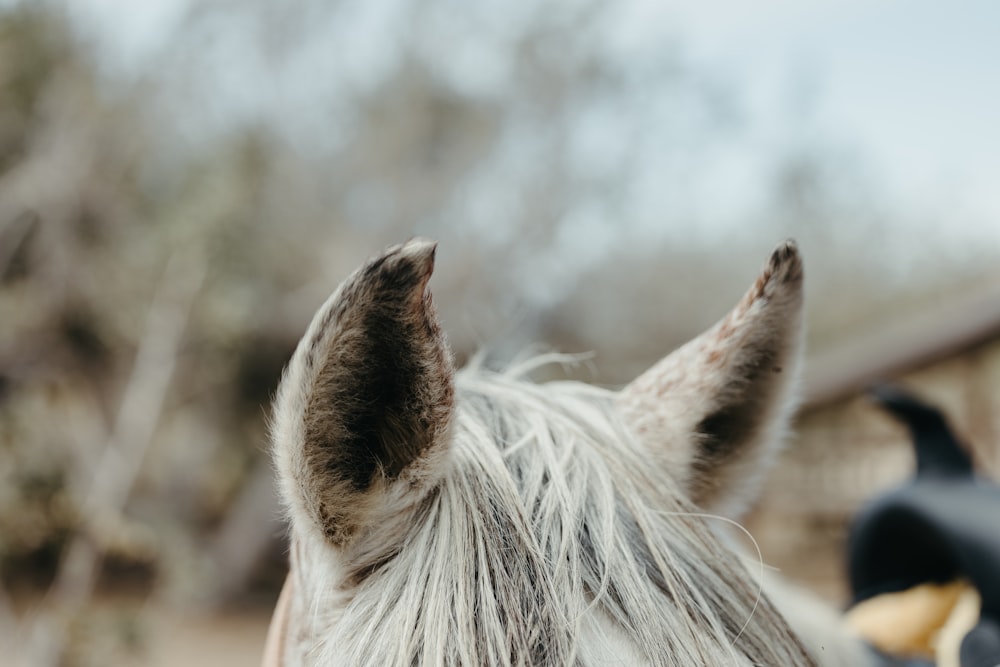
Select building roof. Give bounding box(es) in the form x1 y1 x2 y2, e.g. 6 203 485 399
803 279 1000 407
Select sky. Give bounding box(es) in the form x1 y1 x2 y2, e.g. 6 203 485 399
641 0 1000 239
63 0 1000 248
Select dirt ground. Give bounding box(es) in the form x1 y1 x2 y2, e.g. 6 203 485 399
117 609 270 667
7 603 272 667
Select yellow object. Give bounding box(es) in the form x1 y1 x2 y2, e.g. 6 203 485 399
845 580 980 666
935 586 982 667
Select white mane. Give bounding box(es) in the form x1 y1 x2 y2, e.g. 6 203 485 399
267 239 871 667
291 359 809 666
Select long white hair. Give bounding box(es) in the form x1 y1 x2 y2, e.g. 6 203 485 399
267 239 869 667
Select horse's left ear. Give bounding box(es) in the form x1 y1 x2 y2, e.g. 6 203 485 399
271 239 455 546
617 241 804 518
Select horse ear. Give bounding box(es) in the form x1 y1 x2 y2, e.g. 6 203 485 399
617 241 804 518
271 239 455 545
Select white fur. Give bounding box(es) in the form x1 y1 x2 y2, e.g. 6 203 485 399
269 241 873 667
276 359 867 666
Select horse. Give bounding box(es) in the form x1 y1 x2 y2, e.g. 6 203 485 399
262 238 873 666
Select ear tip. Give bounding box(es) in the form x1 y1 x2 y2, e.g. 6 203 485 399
770 238 801 265
763 238 804 287
343 239 440 308
397 237 438 278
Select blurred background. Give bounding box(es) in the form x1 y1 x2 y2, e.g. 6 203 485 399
1 0 999 664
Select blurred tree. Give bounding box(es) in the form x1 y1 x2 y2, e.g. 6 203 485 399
2 0 997 663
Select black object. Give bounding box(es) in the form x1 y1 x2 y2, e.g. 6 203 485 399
847 386 1000 666
961 618 1000 667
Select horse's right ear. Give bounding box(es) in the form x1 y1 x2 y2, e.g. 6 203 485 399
617 241 804 518
271 239 455 546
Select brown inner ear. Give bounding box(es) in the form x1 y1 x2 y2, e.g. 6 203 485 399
691 348 780 481
304 257 448 494
353 321 428 484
